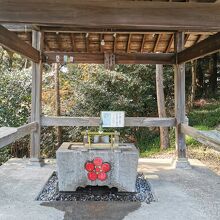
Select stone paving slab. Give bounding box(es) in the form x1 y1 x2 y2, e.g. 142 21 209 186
0 158 219 220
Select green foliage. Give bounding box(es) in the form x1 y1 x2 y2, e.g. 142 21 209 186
188 102 220 129
65 64 158 117
0 146 11 165
0 68 31 127
0 49 32 163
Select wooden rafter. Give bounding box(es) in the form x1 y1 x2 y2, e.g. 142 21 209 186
0 122 38 149
44 52 175 65
1 1 220 31
140 34 146 53
113 33 117 53
56 33 62 51
70 33 76 52
194 34 202 45
100 34 103 52
44 37 50 51
184 34 190 46
153 34 162 52
0 25 40 62
126 34 131 53
177 32 220 63
85 33 89 52
165 34 174 53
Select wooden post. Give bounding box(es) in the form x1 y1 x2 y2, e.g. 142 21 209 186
54 63 62 148
30 31 43 164
174 32 187 159
156 64 170 150
190 60 197 108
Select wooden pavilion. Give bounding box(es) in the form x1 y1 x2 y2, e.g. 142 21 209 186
0 0 220 165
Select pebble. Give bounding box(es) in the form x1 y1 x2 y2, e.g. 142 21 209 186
37 172 155 204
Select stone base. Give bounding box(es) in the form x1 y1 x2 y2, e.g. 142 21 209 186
173 158 191 169
56 142 139 192
28 158 45 167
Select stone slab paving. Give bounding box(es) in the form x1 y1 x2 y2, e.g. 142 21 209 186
0 158 219 220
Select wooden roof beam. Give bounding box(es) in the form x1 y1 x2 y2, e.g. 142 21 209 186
184 34 190 46
85 33 89 52
55 33 62 51
194 34 202 45
113 33 117 53
100 34 103 52
0 25 40 62
44 52 176 65
126 34 131 53
140 34 146 53
70 33 76 52
165 34 174 53
153 34 162 53
1 1 220 31
177 32 220 63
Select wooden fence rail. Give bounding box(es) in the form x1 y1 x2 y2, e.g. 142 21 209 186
181 123 220 151
0 122 38 149
41 116 176 127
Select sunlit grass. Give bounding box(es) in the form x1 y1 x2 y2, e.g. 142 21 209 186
139 100 220 157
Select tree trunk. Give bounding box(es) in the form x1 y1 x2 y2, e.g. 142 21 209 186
54 63 62 148
210 53 218 96
190 60 197 108
197 59 204 98
156 64 170 150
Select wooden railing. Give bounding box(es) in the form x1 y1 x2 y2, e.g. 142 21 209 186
181 123 220 151
0 122 38 149
41 116 176 127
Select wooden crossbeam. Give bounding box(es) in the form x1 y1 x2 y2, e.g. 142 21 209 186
44 52 176 65
1 1 220 31
116 53 175 64
177 32 220 63
181 124 220 151
41 116 175 127
0 25 40 62
0 122 38 149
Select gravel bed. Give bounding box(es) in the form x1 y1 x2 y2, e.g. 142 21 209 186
37 172 155 204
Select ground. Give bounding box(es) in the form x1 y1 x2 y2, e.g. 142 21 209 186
0 158 219 220
148 147 220 175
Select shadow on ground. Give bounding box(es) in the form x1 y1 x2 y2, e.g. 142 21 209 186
41 201 141 220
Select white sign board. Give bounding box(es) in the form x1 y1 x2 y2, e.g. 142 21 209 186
101 111 125 127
